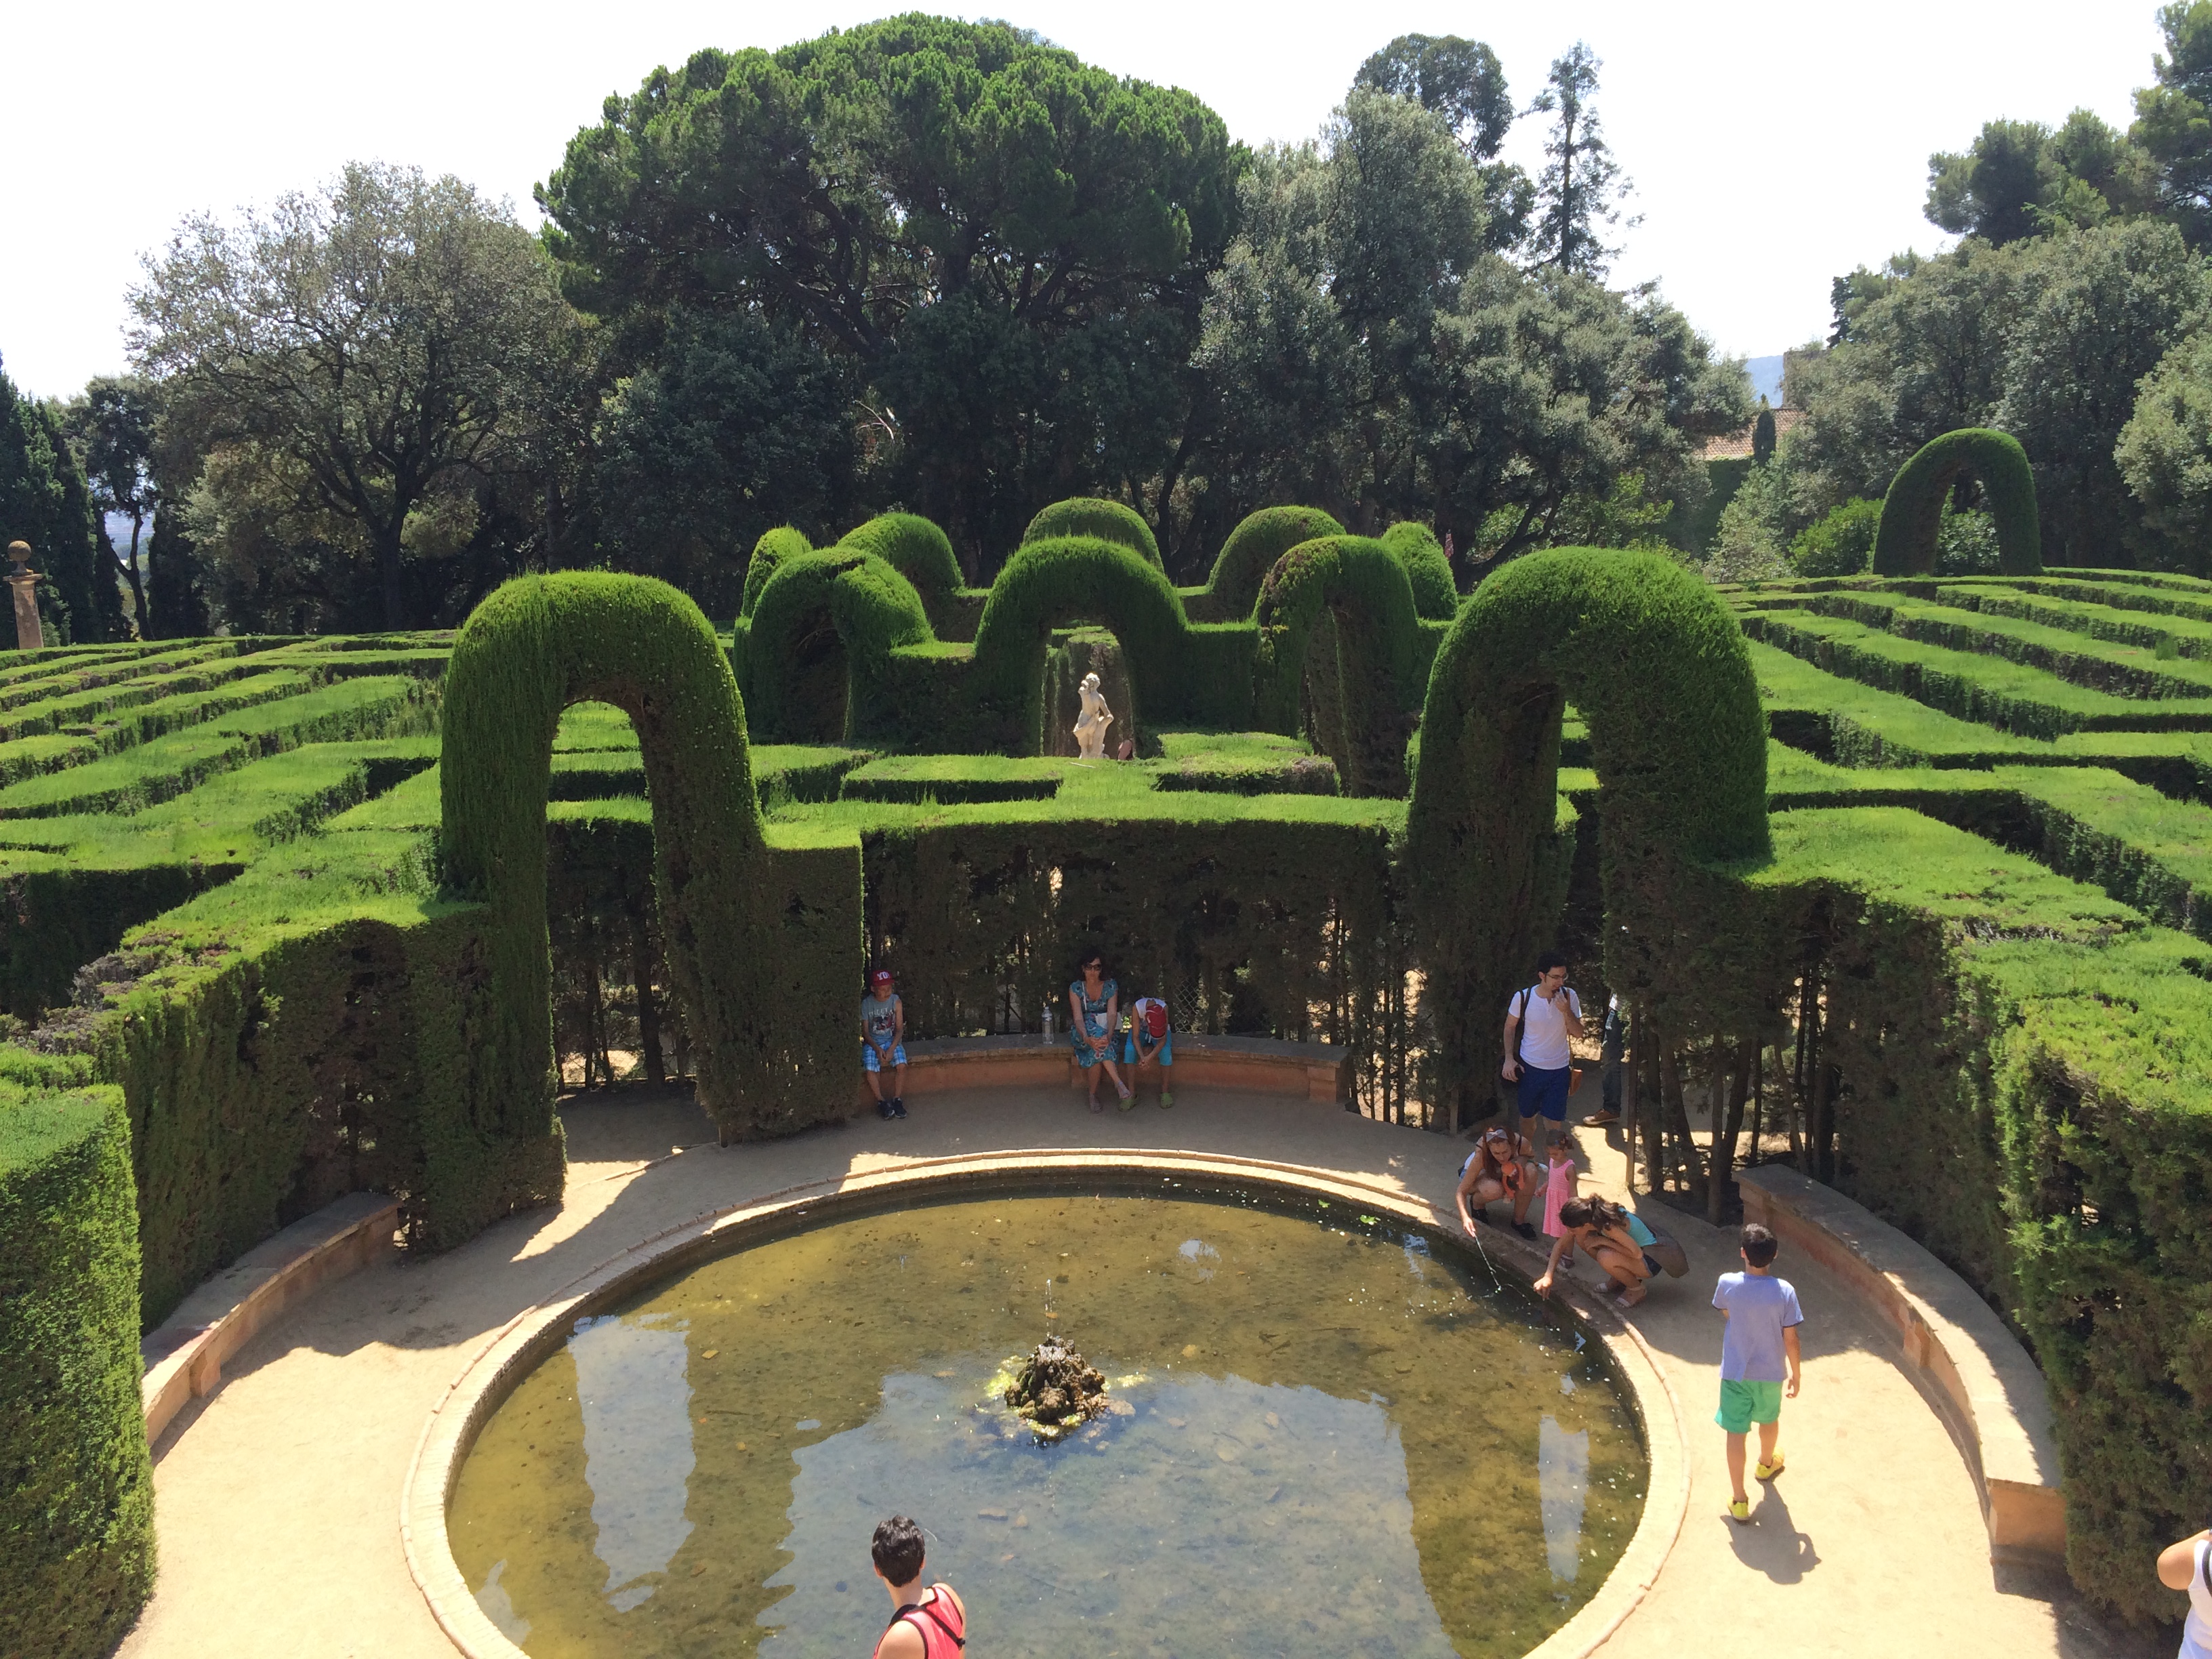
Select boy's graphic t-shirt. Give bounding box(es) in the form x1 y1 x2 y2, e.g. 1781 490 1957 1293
1713 1271 1804 1382
861 993 900 1048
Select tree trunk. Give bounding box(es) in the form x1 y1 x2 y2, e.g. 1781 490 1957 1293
375 520 407 630
1708 1041 1753 1225
121 511 149 638
630 899 663 1086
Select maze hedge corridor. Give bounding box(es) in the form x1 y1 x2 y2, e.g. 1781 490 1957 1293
4 483 2212 1648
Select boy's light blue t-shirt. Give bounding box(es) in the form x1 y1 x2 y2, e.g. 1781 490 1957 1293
1713 1271 1804 1382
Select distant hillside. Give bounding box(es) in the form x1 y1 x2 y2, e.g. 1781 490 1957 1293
1746 354 1784 405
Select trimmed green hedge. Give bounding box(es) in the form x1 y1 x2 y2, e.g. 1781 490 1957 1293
1379 522 1460 619
1193 506 1346 621
838 512 968 621
1252 535 1425 796
1872 428 2043 577
740 525 811 619
0 1082 155 1659
442 572 857 1143
742 550 936 743
1410 549 1769 1125
1022 497 1162 570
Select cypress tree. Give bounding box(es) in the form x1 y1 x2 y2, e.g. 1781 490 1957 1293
1752 397 1778 465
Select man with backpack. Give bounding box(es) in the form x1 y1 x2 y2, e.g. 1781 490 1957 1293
1503 951 1584 1148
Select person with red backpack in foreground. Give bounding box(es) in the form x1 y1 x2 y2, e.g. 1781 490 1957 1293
1122 993 1174 1109
871 1515 966 1658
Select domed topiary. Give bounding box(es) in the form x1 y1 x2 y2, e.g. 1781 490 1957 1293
1378 521 1459 618
1202 506 1346 619
838 513 966 613
1021 497 1162 569
741 525 811 619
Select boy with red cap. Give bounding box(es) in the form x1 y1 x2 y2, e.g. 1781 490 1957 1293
1120 992 1174 1109
861 968 907 1119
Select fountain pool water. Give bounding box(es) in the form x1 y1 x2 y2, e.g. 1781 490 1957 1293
447 1182 1649 1658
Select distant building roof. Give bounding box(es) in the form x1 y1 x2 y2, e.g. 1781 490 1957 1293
1702 407 1804 462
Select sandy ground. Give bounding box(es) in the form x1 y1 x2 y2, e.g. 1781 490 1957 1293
115 1074 2163 1659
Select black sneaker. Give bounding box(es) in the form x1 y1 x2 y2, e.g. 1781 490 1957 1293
1514 1221 1537 1241
877 1098 896 1120
891 1097 908 1119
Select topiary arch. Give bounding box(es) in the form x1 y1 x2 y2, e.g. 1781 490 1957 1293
1022 497 1163 569
1378 521 1459 619
1200 506 1346 619
744 549 935 743
839 512 968 619
1407 550 1769 1126
1251 535 1425 796
442 572 857 1143
741 525 813 619
1871 428 2043 576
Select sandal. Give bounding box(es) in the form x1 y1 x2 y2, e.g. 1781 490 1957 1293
1613 1283 1647 1308
1118 1092 1136 1111
1755 1450 1785 1481
1088 1096 1104 1113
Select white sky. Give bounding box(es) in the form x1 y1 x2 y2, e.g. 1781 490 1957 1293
0 0 2163 400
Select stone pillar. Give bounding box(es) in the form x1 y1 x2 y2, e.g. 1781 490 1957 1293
5 542 42 651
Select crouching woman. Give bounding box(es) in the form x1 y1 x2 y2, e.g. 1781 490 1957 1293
1532 1195 1657 1308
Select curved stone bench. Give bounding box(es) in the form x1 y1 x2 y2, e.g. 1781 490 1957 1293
1737 1164 2064 1568
856 1031 1351 1106
140 1189 401 1443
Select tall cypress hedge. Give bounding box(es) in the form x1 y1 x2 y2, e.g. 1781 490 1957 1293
1408 549 1769 1124
0 1083 155 1658
1022 497 1163 569
1872 428 2043 577
441 572 857 1142
1252 535 1425 796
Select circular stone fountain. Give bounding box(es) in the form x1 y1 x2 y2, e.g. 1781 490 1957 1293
412 1158 1679 1659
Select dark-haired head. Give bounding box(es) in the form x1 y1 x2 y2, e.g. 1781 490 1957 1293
1740 1223 1778 1269
1536 949 1568 974
872 1515 926 1586
1557 1196 1592 1229
1078 949 1105 975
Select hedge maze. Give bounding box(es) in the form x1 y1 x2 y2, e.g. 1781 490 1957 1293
7 464 2212 1645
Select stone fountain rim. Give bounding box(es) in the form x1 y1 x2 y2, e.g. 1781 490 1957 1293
401 1147 1691 1659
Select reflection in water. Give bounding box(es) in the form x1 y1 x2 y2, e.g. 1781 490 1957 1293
1538 1416 1591 1584
448 1189 1648 1659
764 1368 1457 1657
474 1559 531 1644
571 1313 695 1611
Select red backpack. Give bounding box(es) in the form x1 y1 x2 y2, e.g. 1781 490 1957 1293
1143 1000 1168 1041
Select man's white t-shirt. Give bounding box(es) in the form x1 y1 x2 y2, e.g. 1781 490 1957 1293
1509 985 1582 1071
2184 1537 2212 1659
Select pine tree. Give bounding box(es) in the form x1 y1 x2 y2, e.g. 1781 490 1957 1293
1753 397 1778 465
1525 42 1633 279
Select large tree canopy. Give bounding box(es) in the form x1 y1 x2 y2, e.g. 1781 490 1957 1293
129 163 577 630
540 15 1242 571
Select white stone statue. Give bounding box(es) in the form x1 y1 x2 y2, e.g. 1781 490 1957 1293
1073 670 1113 760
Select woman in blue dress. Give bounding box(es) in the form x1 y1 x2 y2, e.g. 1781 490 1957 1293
1067 949 1133 1111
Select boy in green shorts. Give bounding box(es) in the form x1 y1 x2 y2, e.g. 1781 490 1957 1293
1713 1222 1803 1523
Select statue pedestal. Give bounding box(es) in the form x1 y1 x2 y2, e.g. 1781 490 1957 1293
7 569 43 651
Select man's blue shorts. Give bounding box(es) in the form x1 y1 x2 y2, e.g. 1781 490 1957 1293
863 1042 907 1073
1517 1063 1572 1122
1122 1029 1173 1066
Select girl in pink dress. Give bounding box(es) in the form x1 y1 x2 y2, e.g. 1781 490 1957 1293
1541 1135 1579 1239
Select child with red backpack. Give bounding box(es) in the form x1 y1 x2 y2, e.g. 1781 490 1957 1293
1121 994 1175 1109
